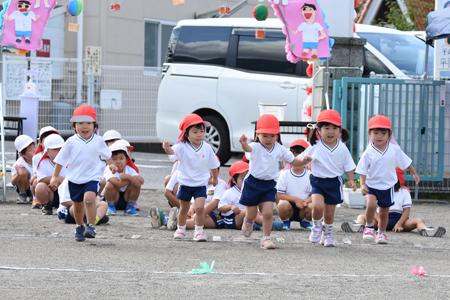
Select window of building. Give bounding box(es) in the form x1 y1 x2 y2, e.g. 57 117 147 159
144 19 176 69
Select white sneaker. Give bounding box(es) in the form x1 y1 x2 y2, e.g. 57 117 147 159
420 227 446 237
341 221 364 233
166 207 179 231
309 226 322 243
323 234 336 247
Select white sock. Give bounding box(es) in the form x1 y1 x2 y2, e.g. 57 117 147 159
195 225 204 231
378 230 386 235
177 225 186 230
312 218 323 228
302 218 310 223
366 222 374 228
323 222 334 235
281 218 289 222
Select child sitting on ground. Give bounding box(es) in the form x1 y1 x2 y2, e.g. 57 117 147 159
341 167 446 237
277 139 313 230
164 160 180 208
30 126 59 209
35 134 65 215
11 135 36 204
104 142 143 216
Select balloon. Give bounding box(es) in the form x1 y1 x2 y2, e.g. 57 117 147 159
67 0 83 16
253 4 268 21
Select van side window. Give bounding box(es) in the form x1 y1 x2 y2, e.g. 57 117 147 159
236 35 296 75
173 26 231 66
362 48 394 77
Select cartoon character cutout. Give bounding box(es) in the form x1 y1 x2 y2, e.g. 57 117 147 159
289 3 326 59
34 0 50 8
3 1 40 44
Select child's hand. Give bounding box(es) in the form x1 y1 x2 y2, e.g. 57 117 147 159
295 198 305 209
49 176 60 190
231 205 240 214
348 180 357 192
109 164 118 174
413 173 420 185
119 173 130 181
393 224 404 232
239 134 248 145
361 183 369 196
162 141 171 150
187 207 195 218
136 176 145 185
302 155 312 164
212 177 218 187
15 165 23 175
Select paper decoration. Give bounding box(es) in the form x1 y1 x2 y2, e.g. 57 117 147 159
269 0 334 63
173 0 185 5
111 0 122 11
219 0 230 15
67 0 82 32
410 266 426 276
189 261 215 274
253 4 269 39
0 0 57 51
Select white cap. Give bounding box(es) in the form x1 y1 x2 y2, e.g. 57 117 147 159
103 130 122 142
14 135 34 152
114 139 134 151
39 126 59 138
43 134 65 150
109 142 128 156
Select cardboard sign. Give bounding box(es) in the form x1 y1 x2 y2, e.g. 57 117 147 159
36 38 50 57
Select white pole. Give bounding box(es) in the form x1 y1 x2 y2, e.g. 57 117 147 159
76 0 84 105
0 48 6 201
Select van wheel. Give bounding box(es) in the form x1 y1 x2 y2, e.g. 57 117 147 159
203 115 231 165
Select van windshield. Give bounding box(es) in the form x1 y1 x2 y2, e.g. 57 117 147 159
358 32 434 76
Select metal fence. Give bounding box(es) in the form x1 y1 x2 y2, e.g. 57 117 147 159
2 56 162 142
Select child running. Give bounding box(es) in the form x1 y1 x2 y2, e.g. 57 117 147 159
239 114 311 249
299 109 356 247
50 105 117 242
162 114 220 242
356 115 420 244
342 167 445 237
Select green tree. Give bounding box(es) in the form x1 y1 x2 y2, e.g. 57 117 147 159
374 0 434 31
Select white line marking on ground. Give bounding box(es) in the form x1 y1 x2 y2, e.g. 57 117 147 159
134 164 166 169
0 266 448 278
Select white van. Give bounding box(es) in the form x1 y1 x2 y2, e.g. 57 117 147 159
156 19 434 164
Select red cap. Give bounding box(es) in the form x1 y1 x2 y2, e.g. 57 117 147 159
317 109 341 126
290 139 310 149
71 105 97 123
228 161 249 187
396 167 405 185
255 114 280 135
242 155 249 163
178 114 211 140
368 115 391 130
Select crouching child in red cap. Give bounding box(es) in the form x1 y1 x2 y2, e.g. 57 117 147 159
356 115 420 244
50 105 118 242
162 114 220 242
239 114 312 249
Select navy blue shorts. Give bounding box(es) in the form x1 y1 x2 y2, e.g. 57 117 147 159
51 191 60 208
386 212 406 231
367 185 394 208
68 181 99 203
176 185 207 202
115 192 127 210
208 212 225 229
239 174 276 207
310 175 343 205
223 213 237 229
14 185 32 197
58 206 76 224
289 202 302 222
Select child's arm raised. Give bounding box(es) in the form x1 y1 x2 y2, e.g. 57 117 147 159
290 155 312 167
407 164 420 185
239 134 252 153
162 141 174 155
393 207 411 232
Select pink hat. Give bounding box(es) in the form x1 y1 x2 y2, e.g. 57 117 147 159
255 114 280 135
70 105 97 123
368 115 391 130
317 110 341 126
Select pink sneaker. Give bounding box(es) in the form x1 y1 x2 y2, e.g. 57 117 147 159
241 217 254 237
363 227 375 240
260 236 275 249
322 234 336 247
309 226 322 243
193 230 207 242
376 233 388 244
173 228 186 240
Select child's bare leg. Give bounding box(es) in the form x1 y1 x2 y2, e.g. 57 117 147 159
177 200 191 227
31 178 38 197
98 178 106 198
104 182 119 204
364 195 377 225
187 214 216 229
277 200 293 220
373 212 380 230
84 192 97 225
194 197 206 226
311 194 325 222
96 201 108 219
402 218 426 232
377 207 389 231
299 202 313 221
35 183 54 205
245 205 258 222
356 214 367 225
125 184 140 203
72 201 85 226
260 202 274 237
323 204 336 224
235 209 247 228
12 171 30 192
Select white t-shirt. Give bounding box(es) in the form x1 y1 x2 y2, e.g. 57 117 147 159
104 165 139 192
377 187 412 214
54 134 111 184
356 142 412 190
57 179 71 214
298 22 323 43
204 178 227 214
166 170 179 192
218 185 246 217
171 141 220 187
300 139 356 178
276 168 311 200
11 157 33 178
32 152 44 175
37 157 67 182
246 142 295 181
10 11 36 31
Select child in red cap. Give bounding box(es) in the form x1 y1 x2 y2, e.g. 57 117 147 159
342 168 445 237
356 115 420 244
162 114 220 242
299 109 357 247
50 105 118 242
239 114 311 249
